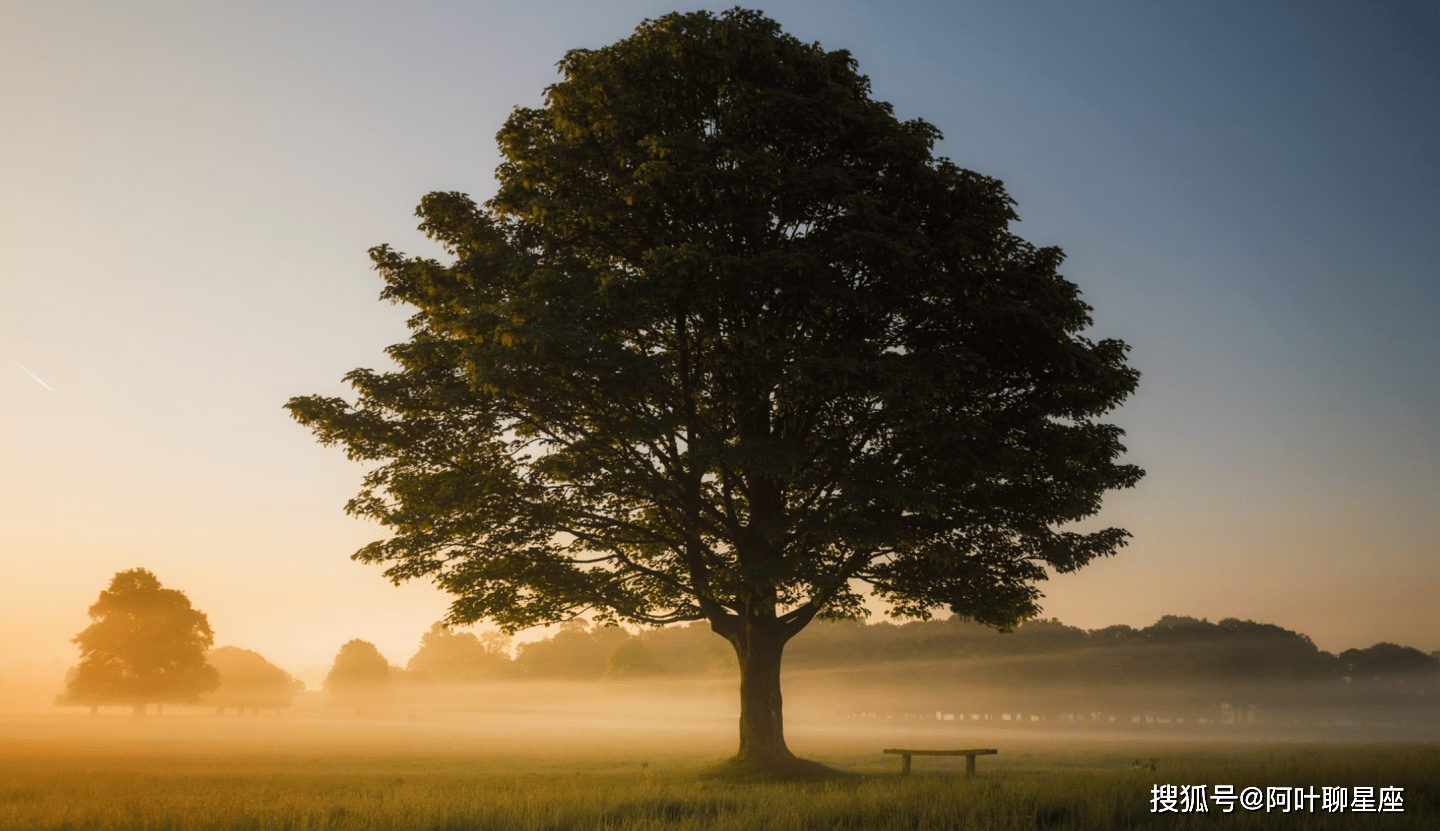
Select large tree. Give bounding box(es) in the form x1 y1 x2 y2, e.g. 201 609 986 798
61 568 219 715
288 8 1141 773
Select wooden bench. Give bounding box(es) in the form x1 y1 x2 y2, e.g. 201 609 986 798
883 748 998 777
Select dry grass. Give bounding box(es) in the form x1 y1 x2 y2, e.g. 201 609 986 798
1 711 1435 830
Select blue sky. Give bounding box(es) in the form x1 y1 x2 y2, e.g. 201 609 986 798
1 1 1435 681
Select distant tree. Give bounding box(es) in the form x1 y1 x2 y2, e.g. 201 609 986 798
605 638 665 678
58 568 218 716
1086 624 1139 644
1339 642 1440 685
1007 618 1087 653
201 647 302 714
287 8 1141 772
386 662 425 686
1140 615 1225 642
515 621 631 679
477 629 513 657
406 622 512 682
324 639 390 711
636 621 737 675
1058 617 1338 685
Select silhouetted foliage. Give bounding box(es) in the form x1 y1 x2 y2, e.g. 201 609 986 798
807 614 1337 682
406 622 513 682
490 613 1367 693
578 614 1343 686
324 639 390 706
58 568 218 715
483 614 1437 728
1339 642 1440 687
605 638 665 678
1087 624 1140 643
286 8 1141 768
515 621 631 679
201 646 303 712
636 622 739 675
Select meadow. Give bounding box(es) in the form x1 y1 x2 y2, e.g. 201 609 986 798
1 705 1435 831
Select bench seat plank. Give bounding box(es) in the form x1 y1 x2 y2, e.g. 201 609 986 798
883 748 998 777
883 749 997 757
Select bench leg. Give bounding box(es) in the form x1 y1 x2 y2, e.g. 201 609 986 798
901 754 911 775
966 755 976 778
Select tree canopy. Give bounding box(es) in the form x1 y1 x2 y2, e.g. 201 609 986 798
406 622 512 682
61 568 218 715
324 639 391 705
1339 642 1440 685
201 646 303 712
604 637 665 679
514 619 631 679
288 8 1141 770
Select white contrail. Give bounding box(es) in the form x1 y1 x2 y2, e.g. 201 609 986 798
6 353 53 391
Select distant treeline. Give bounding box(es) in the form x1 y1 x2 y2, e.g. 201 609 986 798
392 614 1440 691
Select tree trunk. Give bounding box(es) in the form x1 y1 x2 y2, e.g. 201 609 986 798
704 594 833 777
731 623 794 766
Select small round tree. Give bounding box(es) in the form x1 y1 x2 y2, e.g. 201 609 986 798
61 568 219 716
324 639 391 713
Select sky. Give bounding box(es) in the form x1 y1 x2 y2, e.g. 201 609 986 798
2 1 1436 687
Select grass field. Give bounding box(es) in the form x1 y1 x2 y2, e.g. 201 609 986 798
1 710 1435 830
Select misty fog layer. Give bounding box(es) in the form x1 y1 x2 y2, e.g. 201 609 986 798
10 613 1432 746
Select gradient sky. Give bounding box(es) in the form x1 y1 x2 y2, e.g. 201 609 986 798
2 1 1436 684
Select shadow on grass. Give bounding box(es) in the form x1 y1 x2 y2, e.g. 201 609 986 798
697 755 862 782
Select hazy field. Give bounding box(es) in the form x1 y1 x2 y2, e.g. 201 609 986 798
3 683 1437 831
